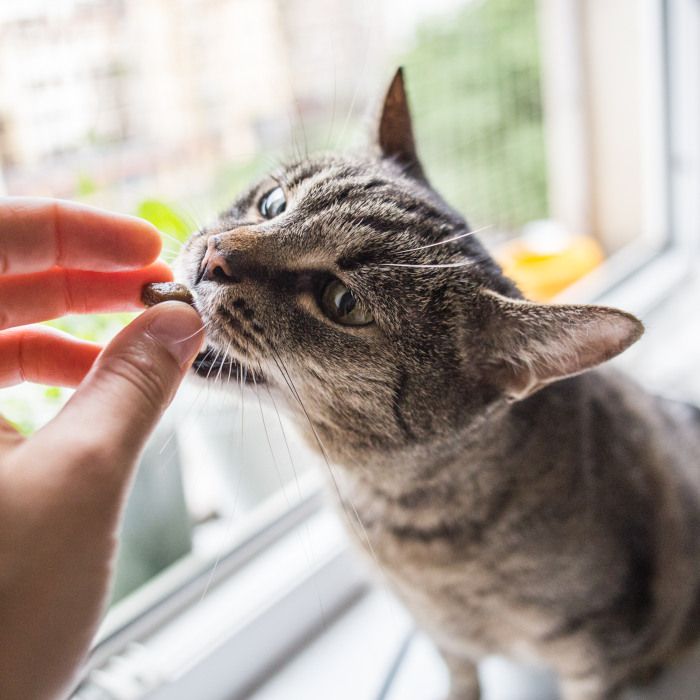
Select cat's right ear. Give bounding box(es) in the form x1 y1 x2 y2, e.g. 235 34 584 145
377 68 427 182
477 289 644 402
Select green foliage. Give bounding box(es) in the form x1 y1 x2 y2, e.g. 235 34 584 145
43 386 63 401
2 410 29 436
401 0 548 230
45 313 135 343
76 173 98 197
0 314 136 433
1 0 548 434
0 386 66 435
137 199 192 243
136 199 196 264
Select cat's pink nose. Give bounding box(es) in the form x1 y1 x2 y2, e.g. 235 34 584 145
200 237 235 282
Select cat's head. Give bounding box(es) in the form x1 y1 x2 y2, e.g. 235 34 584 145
177 69 643 463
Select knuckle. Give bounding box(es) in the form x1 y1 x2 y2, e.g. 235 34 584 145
62 269 83 315
100 350 174 415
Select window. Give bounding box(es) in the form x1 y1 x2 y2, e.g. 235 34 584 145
1 0 698 697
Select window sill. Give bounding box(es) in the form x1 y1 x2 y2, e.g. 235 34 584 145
73 485 368 699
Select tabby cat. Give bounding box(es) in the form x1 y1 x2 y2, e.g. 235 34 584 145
177 70 700 699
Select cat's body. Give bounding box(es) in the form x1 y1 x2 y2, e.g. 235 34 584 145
178 70 700 699
334 370 700 699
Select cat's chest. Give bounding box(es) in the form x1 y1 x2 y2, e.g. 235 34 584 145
333 475 562 656
354 523 556 660
336 480 496 597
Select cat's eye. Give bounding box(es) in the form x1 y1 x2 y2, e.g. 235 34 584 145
259 186 286 219
320 279 374 326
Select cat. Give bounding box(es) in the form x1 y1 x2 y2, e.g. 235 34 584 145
176 69 700 700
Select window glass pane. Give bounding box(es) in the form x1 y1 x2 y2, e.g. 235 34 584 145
0 0 667 607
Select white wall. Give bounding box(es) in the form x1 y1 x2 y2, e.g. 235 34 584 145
538 0 666 252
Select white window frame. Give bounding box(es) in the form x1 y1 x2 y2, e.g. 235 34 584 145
71 1 700 697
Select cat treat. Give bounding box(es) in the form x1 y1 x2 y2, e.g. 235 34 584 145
141 282 195 308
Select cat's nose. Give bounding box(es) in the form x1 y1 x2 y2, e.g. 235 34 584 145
200 236 235 283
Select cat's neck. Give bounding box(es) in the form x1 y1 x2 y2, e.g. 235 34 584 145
330 372 609 513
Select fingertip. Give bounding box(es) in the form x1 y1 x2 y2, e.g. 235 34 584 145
141 260 175 285
0 326 102 389
145 301 204 368
137 220 165 264
115 215 165 268
71 202 166 270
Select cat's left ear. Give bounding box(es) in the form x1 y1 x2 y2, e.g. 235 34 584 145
477 289 644 401
377 68 427 182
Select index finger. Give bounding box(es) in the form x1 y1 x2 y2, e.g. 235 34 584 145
0 197 163 275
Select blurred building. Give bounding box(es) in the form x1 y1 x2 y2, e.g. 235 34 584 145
0 0 127 167
0 0 321 195
0 0 461 188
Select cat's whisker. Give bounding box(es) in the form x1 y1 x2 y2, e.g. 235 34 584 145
204 348 223 383
379 260 475 269
170 318 213 345
336 11 372 149
199 343 248 604
239 359 245 447
214 341 232 386
195 345 215 371
214 343 231 385
297 97 309 163
263 378 302 502
178 202 211 236
269 157 291 186
157 345 217 456
261 367 329 628
325 60 338 151
268 347 386 580
226 348 234 388
253 369 289 505
395 225 492 254
269 351 308 421
287 112 305 166
157 230 187 249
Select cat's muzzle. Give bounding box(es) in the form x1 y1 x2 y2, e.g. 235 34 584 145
192 347 264 384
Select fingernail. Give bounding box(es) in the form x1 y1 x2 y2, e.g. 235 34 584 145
148 302 204 368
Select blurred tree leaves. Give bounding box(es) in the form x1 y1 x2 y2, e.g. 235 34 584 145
3 0 548 432
137 199 192 243
76 173 98 197
45 312 135 342
402 0 547 231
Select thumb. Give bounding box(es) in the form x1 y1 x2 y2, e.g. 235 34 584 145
37 301 203 475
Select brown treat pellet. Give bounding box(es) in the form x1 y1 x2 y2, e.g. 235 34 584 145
142 282 195 308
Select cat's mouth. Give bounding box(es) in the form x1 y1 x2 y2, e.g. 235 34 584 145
192 346 265 384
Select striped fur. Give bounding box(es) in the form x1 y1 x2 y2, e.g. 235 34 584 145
177 71 700 699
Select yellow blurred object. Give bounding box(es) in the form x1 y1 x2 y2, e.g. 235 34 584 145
496 221 605 301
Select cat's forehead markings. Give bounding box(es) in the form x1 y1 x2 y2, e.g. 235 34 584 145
282 161 330 191
288 171 330 202
278 170 348 216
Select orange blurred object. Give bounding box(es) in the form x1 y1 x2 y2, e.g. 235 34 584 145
496 221 605 301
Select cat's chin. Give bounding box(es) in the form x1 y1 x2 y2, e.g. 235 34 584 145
191 348 264 385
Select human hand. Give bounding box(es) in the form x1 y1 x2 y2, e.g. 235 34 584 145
0 198 204 699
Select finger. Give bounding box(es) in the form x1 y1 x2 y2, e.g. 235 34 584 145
0 197 163 276
0 326 101 388
0 260 172 330
34 302 203 486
